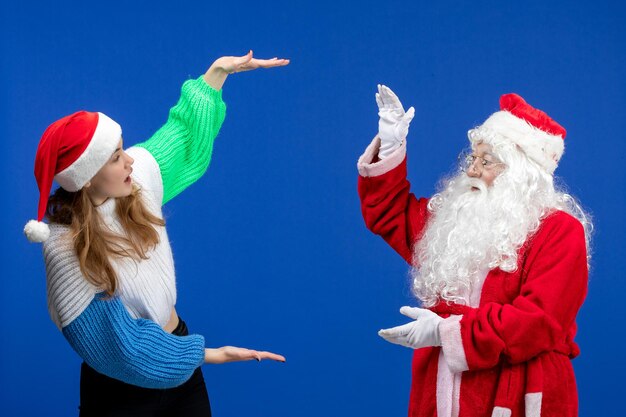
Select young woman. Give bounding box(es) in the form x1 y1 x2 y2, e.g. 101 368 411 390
25 51 289 417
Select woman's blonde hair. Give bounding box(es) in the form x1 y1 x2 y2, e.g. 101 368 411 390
46 185 165 296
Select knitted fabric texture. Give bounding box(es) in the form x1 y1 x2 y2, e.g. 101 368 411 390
44 76 226 329
136 76 226 204
44 147 174 329
42 76 226 387
63 294 205 389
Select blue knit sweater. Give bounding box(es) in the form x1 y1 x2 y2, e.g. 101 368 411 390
63 294 205 388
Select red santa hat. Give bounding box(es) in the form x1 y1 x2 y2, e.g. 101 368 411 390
24 111 122 242
468 93 566 174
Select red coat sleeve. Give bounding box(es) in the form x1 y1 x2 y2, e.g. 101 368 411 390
439 211 589 372
357 137 431 264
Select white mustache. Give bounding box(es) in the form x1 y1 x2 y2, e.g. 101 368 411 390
458 176 487 193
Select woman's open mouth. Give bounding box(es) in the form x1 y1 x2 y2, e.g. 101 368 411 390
124 169 133 184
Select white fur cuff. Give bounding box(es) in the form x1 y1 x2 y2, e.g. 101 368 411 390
357 136 406 177
439 314 470 373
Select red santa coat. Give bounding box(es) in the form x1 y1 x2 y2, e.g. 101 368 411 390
357 137 588 417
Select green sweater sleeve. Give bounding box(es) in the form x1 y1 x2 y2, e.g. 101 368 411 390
135 76 227 205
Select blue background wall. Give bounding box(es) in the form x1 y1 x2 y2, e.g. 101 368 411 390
2 1 624 415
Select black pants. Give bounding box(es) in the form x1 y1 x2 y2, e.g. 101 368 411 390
78 317 211 417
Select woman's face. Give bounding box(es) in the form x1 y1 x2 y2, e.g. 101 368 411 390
85 138 134 206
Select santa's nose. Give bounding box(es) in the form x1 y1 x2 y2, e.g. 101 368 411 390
466 163 481 178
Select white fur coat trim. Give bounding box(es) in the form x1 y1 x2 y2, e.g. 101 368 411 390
439 314 470 373
357 135 407 177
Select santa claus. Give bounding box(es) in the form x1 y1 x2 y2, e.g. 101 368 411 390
357 86 592 417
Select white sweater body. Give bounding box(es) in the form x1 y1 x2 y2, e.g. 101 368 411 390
43 147 176 330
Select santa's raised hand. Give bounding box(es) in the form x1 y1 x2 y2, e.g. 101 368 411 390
203 50 290 90
376 85 415 159
378 306 443 349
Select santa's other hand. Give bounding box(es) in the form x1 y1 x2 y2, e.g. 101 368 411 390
378 306 443 349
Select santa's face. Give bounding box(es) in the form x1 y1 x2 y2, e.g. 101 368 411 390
466 142 505 188
84 138 134 206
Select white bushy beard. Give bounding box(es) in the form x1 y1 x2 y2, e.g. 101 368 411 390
411 165 551 307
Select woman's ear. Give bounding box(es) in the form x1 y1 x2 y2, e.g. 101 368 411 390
84 181 91 188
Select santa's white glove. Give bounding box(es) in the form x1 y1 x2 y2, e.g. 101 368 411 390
378 306 443 349
376 85 415 159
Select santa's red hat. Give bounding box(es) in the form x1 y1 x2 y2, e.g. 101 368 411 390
468 93 566 174
24 111 122 242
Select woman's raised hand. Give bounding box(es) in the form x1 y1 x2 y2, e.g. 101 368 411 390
216 50 289 74
204 346 286 364
204 50 290 90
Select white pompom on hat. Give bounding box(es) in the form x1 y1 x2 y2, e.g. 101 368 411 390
24 111 121 242
468 93 566 174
